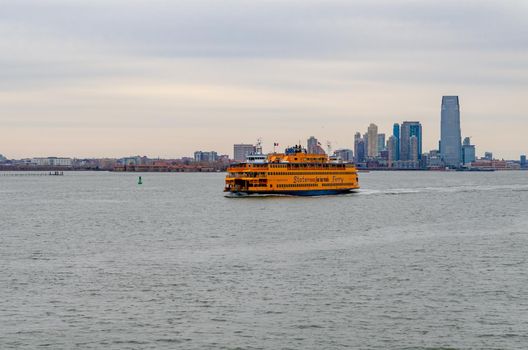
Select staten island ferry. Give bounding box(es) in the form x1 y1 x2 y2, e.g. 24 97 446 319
225 145 360 196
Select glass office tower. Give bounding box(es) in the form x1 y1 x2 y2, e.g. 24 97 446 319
440 96 462 168
393 123 400 161
401 121 422 161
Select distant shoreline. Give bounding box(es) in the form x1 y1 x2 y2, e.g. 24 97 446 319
1 168 527 173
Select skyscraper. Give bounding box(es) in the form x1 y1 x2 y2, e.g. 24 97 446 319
392 123 400 161
462 137 476 165
356 140 365 163
400 121 422 161
409 135 419 162
307 136 318 153
354 132 365 163
440 96 462 168
367 123 378 158
307 136 325 154
387 135 398 167
377 134 386 154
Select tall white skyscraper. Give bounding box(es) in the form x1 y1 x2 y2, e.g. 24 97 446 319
367 123 378 158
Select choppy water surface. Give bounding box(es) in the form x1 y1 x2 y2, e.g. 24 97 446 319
1 171 528 349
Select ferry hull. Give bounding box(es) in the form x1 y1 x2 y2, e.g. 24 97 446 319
225 189 358 197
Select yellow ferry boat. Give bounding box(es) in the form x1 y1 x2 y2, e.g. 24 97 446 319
224 145 360 196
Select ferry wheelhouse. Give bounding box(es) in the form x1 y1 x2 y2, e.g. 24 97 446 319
225 145 360 196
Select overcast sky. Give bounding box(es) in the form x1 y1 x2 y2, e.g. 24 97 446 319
1 0 527 159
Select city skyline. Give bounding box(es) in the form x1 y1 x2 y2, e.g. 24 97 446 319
0 111 524 161
2 93 524 161
1 1 527 159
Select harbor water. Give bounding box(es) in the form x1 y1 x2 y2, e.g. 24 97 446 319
1 171 528 349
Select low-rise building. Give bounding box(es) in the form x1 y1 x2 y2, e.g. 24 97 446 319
392 160 420 169
234 144 256 162
119 156 150 166
194 151 218 162
426 150 444 169
32 157 73 167
470 159 520 170
333 149 354 162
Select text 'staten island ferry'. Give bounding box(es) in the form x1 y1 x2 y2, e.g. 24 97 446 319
225 145 360 196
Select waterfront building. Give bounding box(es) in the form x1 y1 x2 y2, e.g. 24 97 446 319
307 136 318 153
521 155 527 168
354 132 361 145
120 156 150 166
334 149 354 162
462 137 476 165
387 136 398 167
410 135 419 162
354 133 360 162
484 152 493 161
218 154 230 163
379 150 389 162
367 124 378 158
96 158 118 170
400 121 422 161
426 150 444 169
307 136 326 154
471 159 520 171
355 138 366 163
392 123 400 161
194 151 218 162
32 157 73 167
377 133 386 154
440 96 462 168
354 133 362 163
392 160 419 169
234 144 256 162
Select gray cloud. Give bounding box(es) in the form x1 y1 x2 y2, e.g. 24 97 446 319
0 0 527 158
3 0 527 57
